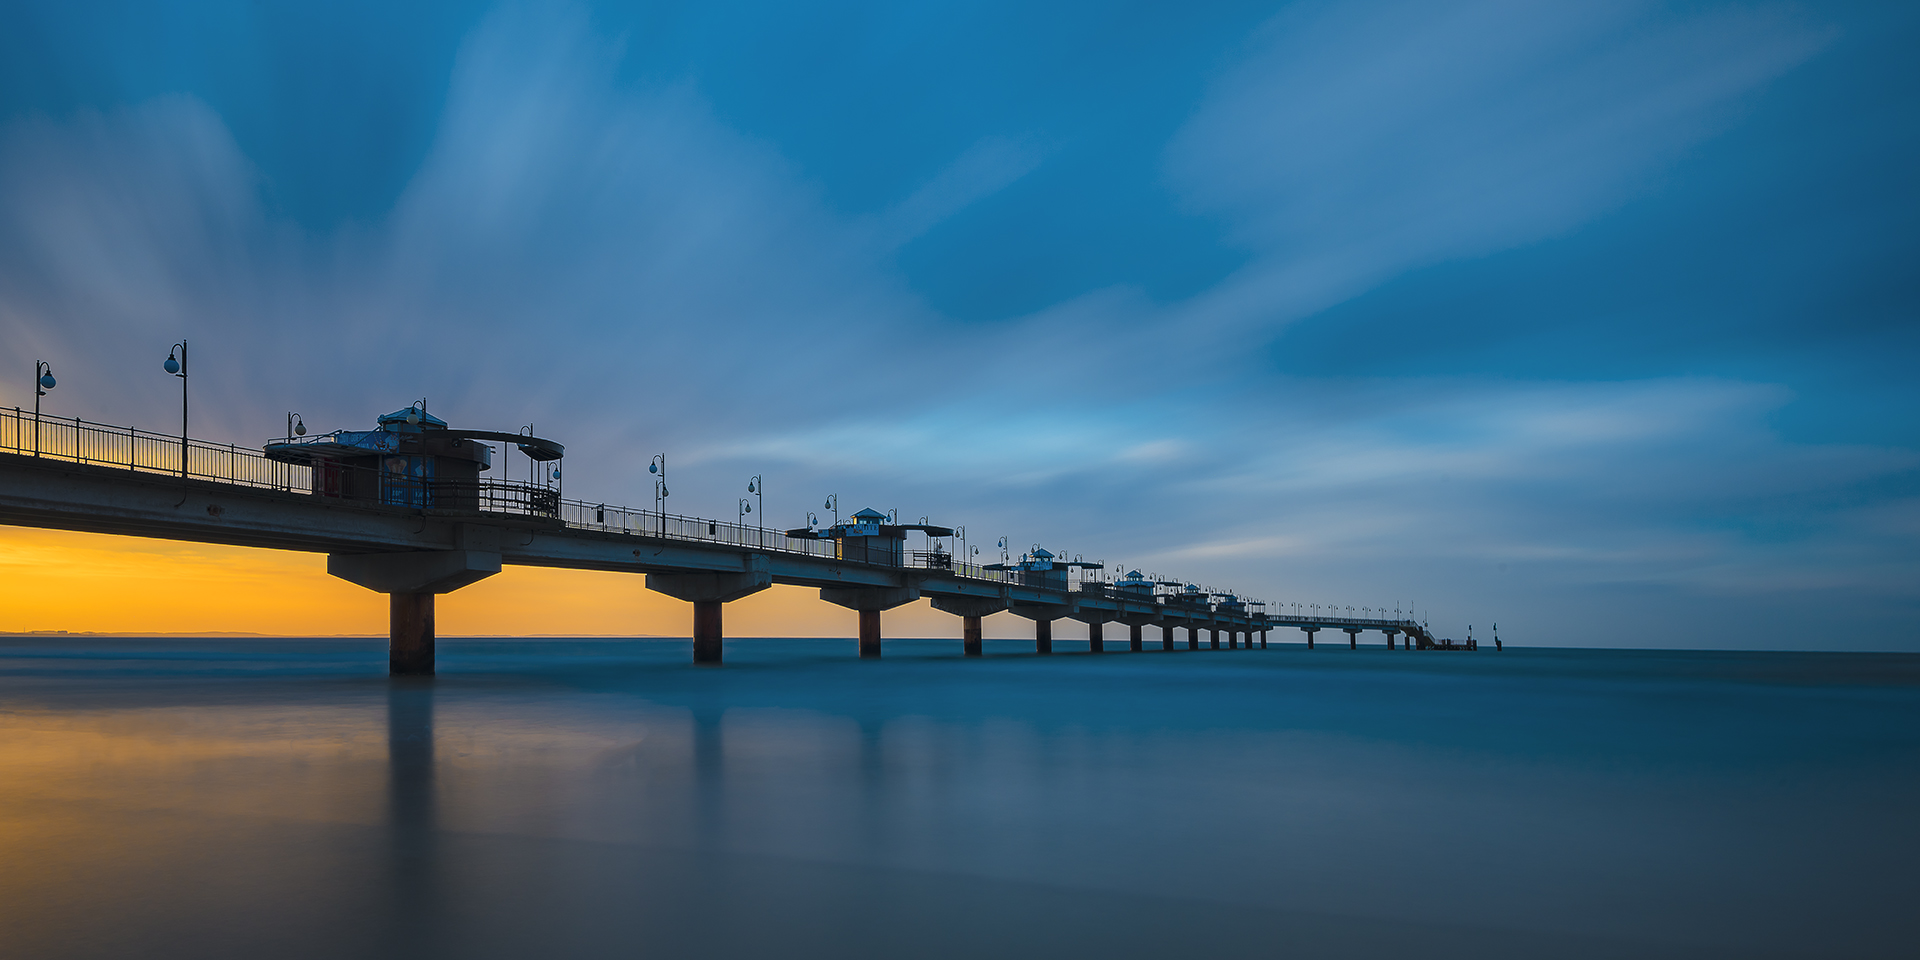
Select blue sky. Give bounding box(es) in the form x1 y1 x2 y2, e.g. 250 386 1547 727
1 0 1915 647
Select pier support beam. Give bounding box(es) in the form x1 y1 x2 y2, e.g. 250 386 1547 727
389 593 434 675
1088 620 1105 653
1346 628 1359 650
647 555 773 665
693 600 724 662
1129 623 1143 652
931 596 1006 657
329 549 502 676
1210 628 1220 650
822 585 920 659
1162 625 1175 651
1010 603 1068 656
1304 627 1317 649
1385 629 1397 650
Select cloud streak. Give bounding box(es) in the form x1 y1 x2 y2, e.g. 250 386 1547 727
0 0 1911 648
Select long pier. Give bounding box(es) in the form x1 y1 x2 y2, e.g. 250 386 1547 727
0 407 1450 673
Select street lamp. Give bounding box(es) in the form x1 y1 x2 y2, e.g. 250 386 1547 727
32 360 54 456
286 412 306 441
162 341 187 477
823 494 838 526
738 497 752 537
649 454 667 535
747 475 763 545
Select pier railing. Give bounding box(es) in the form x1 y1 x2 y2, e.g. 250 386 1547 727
0 409 1282 605
0 409 1016 581
3 407 313 491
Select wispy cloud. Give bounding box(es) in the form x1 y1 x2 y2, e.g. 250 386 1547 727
0 0 1910 647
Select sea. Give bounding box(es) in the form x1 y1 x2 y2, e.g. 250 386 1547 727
1 637 1915 959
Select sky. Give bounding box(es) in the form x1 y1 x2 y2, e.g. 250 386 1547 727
0 0 1914 648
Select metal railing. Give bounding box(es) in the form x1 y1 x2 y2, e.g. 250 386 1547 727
1 408 1286 605
2 407 311 491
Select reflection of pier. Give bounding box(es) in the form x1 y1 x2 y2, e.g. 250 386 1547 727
0 406 1459 673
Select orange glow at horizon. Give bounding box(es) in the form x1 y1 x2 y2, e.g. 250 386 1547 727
0 527 1033 639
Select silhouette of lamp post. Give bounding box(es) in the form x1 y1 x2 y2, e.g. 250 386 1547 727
32 360 54 456
747 475 763 545
649 454 667 535
162 341 187 477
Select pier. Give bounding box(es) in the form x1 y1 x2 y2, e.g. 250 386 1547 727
0 406 1451 673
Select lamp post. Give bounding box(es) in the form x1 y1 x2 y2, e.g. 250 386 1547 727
738 497 752 538
281 412 306 490
823 494 838 527
649 454 667 536
162 341 187 477
31 361 55 456
747 475 763 546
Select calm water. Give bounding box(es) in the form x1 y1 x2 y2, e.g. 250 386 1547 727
1 637 1915 959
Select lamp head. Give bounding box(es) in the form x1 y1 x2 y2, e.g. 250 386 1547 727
163 355 180 375
649 462 657 474
38 373 54 390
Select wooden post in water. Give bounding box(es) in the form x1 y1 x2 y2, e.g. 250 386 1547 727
963 616 983 657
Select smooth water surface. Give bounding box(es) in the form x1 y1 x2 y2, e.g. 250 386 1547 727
2 637 1916 959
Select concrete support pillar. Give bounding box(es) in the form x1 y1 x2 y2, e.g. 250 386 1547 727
1348 629 1359 649
1209 629 1220 650
1188 627 1200 651
1386 631 1397 650
1088 620 1104 653
1036 619 1053 655
1162 625 1175 651
1129 623 1143 652
648 557 774 666
823 584 918 660
1260 630 1268 649
389 593 435 676
331 548 502 677
932 596 1007 658
693 600 724 664
1305 627 1317 649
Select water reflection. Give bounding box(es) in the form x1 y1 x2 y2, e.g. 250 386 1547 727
386 680 437 954
0 639 1915 959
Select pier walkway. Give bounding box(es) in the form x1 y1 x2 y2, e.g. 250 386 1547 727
0 408 1444 673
